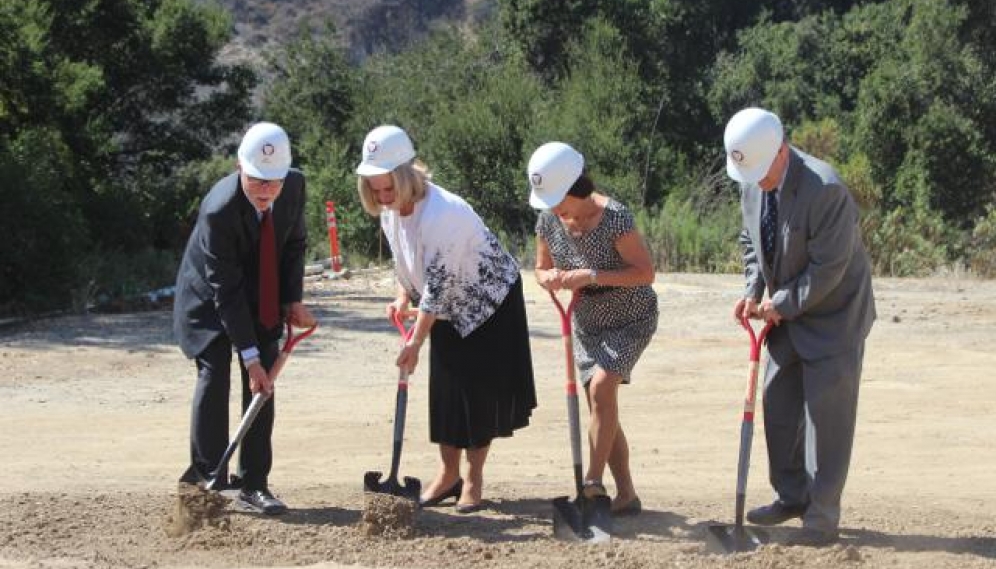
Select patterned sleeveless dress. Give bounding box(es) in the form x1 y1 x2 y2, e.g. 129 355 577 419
536 198 658 384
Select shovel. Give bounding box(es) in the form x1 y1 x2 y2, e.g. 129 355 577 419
549 290 612 544
181 321 317 491
706 316 774 553
363 311 421 502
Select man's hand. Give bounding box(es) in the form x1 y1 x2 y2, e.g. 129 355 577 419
287 302 317 328
757 298 783 325
734 297 760 322
247 361 274 395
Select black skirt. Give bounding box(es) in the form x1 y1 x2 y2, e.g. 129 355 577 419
428 277 537 448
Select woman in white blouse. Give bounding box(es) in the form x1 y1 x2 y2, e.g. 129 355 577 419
355 125 537 513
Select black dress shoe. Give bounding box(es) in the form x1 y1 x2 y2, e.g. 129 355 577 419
745 500 808 526
454 501 485 514
611 497 642 517
418 478 463 508
787 527 839 547
239 488 287 515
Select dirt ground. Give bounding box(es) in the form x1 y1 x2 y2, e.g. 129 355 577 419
2 269 995 569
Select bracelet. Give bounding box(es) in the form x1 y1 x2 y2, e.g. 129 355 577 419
589 269 598 284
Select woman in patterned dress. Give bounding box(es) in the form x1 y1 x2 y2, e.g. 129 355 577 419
527 142 658 516
356 125 537 513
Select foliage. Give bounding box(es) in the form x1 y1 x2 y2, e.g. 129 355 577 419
527 19 647 207
968 205 996 277
865 204 950 277
0 129 87 314
635 195 742 274
264 21 356 148
0 0 254 313
7 0 996 313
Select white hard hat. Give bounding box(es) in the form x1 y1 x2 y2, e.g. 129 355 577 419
527 142 584 209
355 125 416 176
724 108 783 183
238 122 292 180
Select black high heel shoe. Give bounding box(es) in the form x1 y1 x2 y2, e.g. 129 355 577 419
418 478 463 508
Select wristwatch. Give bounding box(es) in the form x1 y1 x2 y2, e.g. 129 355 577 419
589 269 598 285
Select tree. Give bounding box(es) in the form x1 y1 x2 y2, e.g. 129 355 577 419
0 0 255 312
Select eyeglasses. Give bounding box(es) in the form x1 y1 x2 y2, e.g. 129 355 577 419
246 176 285 188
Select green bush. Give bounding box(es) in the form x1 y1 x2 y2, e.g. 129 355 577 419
968 205 996 277
865 205 949 277
0 129 88 315
635 196 741 274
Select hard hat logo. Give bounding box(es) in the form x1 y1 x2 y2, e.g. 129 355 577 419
367 141 379 153
262 143 275 156
731 150 745 164
531 173 543 187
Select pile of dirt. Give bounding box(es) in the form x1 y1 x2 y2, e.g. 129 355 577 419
164 483 231 538
359 492 418 538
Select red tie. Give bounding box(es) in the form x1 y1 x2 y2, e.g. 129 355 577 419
259 210 280 329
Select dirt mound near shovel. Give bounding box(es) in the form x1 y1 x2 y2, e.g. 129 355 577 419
359 492 417 538
164 483 231 537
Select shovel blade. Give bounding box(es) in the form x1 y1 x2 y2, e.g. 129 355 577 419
363 470 422 502
705 524 768 554
552 496 611 544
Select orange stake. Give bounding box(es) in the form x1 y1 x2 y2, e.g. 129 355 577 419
326 201 342 272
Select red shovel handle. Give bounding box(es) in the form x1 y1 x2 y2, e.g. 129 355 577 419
390 311 418 389
281 321 318 354
548 290 578 336
738 316 772 423
269 322 317 380
739 316 773 362
391 311 417 343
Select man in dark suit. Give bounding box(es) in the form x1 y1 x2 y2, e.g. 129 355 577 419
725 108 876 546
174 122 316 515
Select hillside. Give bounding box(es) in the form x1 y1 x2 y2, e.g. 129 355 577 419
207 0 494 65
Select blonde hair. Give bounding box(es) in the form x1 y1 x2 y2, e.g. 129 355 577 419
357 159 431 216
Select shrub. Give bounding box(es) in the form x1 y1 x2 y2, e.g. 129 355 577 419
968 205 996 277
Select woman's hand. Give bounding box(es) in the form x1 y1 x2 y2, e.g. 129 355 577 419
386 297 410 321
395 338 422 374
559 269 597 291
536 268 563 291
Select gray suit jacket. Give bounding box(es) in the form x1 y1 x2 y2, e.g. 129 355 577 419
173 170 307 359
739 148 875 360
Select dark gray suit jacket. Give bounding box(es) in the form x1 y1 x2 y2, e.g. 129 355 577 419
173 170 307 359
739 148 875 360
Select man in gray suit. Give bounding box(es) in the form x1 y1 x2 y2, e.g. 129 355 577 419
724 108 876 546
174 122 316 514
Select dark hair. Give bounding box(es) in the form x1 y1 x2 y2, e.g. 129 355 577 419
566 171 595 198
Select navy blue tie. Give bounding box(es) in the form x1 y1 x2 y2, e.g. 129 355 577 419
761 189 778 260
